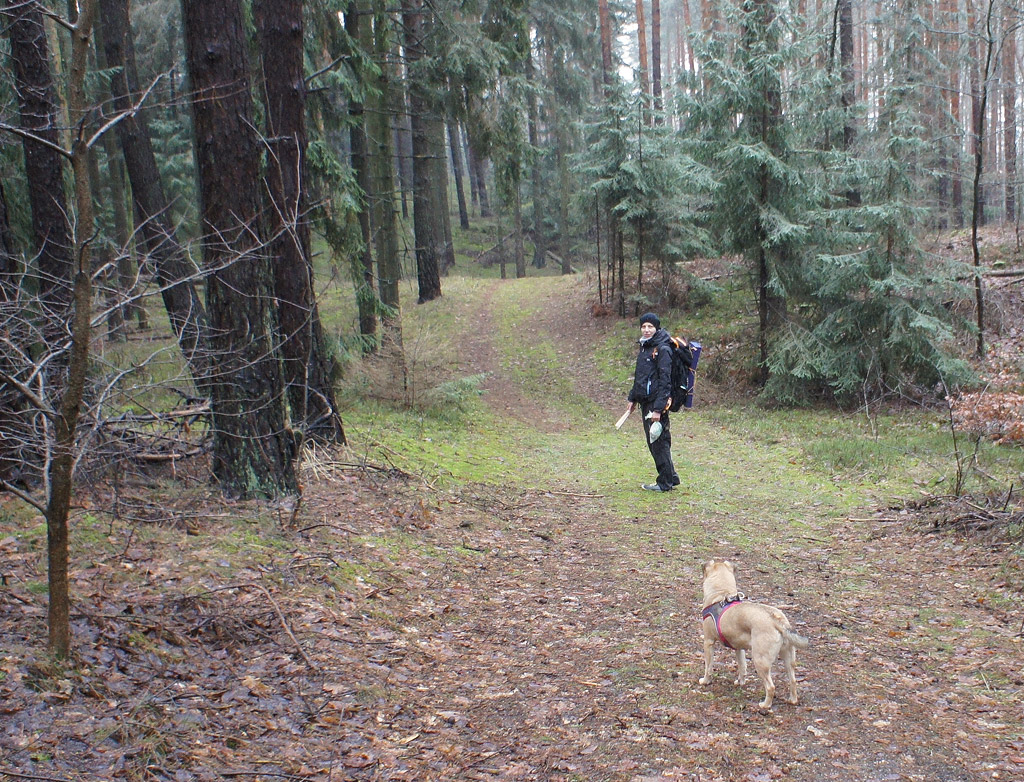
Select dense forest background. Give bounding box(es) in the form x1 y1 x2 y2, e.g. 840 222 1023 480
2 0 1024 657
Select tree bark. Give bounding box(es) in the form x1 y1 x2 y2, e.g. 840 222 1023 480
635 0 651 112
345 1 379 343
1002 11 1016 222
970 0 996 358
4 2 74 333
87 147 125 341
743 0 787 382
526 45 546 267
448 120 470 230
258 0 345 441
401 0 443 302
93 25 145 334
599 0 614 89
98 0 209 384
43 0 98 660
183 0 299 498
369 0 406 382
394 86 414 221
652 0 663 116
839 0 860 205
0 179 23 486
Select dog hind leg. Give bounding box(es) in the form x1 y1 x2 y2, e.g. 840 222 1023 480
783 643 799 704
734 648 746 686
751 635 783 709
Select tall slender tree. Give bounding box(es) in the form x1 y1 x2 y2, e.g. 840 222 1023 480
346 0 379 343
258 0 345 441
1002 9 1016 223
3 2 74 331
401 0 444 302
182 0 299 498
368 0 405 361
98 0 209 384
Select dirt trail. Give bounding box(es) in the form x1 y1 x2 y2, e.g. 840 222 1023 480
362 278 1023 781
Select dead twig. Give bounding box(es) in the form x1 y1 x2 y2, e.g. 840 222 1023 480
240 583 316 670
0 769 75 782
526 488 605 499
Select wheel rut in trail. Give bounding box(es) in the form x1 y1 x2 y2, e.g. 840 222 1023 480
382 274 1022 781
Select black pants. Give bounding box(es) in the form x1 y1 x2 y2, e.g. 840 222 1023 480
641 404 680 491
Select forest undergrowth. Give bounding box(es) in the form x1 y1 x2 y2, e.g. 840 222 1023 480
2 263 1024 782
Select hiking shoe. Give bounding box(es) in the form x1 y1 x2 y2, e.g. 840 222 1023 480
641 483 667 492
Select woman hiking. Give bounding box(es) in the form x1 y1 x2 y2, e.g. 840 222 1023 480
623 312 680 492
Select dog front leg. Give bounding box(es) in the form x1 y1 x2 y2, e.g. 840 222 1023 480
699 636 715 685
734 648 746 686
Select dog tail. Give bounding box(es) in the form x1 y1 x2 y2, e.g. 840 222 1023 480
769 609 809 649
783 628 809 649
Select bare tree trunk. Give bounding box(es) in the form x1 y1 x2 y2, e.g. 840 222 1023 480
465 126 480 213
98 0 209 384
744 0 786 382
369 0 406 386
556 121 572 276
448 120 470 229
950 0 965 229
259 0 345 441
1003 13 1016 222
39 0 98 660
100 132 146 331
472 142 491 217
94 25 145 333
0 179 23 486
617 226 625 317
513 182 526 279
183 0 299 498
652 0 663 116
526 45 546 267
599 0 614 88
345 1 379 343
635 0 651 114
970 0 997 357
436 127 456 274
85 147 124 342
402 0 444 302
4 2 74 332
394 86 414 221
839 0 860 205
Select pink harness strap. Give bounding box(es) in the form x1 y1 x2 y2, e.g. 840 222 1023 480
701 597 743 650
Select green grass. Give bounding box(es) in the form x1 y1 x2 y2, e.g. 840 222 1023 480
330 266 1024 531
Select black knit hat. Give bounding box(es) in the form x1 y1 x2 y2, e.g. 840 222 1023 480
639 312 660 329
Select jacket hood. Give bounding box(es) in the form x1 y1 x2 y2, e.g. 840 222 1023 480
639 327 671 348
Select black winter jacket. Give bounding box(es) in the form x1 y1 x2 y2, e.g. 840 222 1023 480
627 328 673 412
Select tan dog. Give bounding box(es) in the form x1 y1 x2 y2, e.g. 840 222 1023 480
699 559 808 708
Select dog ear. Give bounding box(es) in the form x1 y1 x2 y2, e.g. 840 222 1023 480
724 560 735 573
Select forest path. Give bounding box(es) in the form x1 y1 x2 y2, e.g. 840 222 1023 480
364 274 1023 781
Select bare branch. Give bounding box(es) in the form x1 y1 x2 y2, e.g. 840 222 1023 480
0 368 56 418
0 122 72 160
0 478 46 513
85 73 166 150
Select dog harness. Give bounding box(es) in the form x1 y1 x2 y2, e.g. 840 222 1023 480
701 595 744 650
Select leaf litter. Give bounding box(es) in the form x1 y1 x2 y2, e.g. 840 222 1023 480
1 276 1023 781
